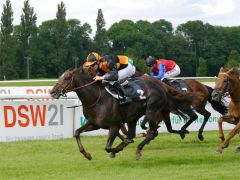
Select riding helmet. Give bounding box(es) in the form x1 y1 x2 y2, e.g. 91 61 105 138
145 56 156 67
84 52 101 66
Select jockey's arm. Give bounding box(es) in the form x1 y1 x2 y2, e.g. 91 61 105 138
151 64 165 80
103 67 118 81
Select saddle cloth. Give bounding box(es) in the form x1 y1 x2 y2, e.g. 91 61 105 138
104 78 146 101
163 79 188 91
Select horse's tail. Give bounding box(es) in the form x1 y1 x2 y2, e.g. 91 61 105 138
165 91 195 120
205 85 228 115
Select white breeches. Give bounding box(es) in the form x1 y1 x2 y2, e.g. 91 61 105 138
118 63 136 80
164 64 181 78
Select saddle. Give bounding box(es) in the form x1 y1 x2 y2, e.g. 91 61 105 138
163 78 188 91
104 78 146 102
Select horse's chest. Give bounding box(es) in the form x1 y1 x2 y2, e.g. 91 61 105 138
229 102 240 117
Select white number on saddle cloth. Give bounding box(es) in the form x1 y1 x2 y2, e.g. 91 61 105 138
137 89 146 99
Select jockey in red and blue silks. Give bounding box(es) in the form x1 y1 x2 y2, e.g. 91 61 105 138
145 56 181 80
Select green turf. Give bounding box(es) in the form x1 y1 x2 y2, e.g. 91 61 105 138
0 131 239 180
0 81 56 86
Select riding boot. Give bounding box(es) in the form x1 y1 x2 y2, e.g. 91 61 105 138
113 81 132 105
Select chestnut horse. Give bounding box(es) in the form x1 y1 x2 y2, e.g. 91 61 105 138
138 71 228 141
50 67 193 160
212 67 240 154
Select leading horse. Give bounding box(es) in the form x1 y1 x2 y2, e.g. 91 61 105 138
212 67 240 154
50 67 193 160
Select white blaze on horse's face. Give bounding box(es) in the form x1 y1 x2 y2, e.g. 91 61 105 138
60 73 65 79
58 72 66 85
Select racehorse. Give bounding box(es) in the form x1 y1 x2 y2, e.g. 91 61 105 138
138 71 228 141
211 67 240 154
50 67 193 160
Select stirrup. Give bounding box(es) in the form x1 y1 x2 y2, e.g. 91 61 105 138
119 97 132 105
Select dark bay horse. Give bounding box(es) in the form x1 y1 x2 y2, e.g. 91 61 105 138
50 67 193 160
138 71 228 141
212 67 240 154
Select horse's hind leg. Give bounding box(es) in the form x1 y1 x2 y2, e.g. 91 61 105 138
181 111 198 134
163 113 187 139
120 124 128 136
74 123 99 160
105 126 120 158
140 116 148 130
197 108 211 141
136 118 158 160
109 122 136 158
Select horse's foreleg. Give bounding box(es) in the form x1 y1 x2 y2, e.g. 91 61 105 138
216 116 239 154
217 117 225 143
217 121 240 154
74 122 99 160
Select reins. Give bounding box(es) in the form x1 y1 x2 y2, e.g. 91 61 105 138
58 71 102 109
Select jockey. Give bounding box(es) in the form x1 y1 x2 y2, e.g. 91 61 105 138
145 56 181 80
84 52 136 104
84 52 101 66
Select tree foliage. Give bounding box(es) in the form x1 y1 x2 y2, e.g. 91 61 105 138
1 2 240 79
197 57 207 77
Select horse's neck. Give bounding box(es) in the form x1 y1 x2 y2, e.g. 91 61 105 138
75 82 103 108
229 79 240 104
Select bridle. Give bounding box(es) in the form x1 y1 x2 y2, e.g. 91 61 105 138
214 72 230 97
56 70 102 109
215 72 240 102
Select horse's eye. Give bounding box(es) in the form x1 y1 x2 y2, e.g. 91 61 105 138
223 79 227 83
64 77 71 80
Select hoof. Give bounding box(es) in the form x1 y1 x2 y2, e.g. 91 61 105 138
180 133 185 139
198 134 204 141
136 153 142 160
85 152 92 160
109 152 116 158
235 147 240 153
225 142 229 148
215 147 223 155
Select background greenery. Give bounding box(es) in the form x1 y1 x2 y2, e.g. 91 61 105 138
0 131 240 180
1 0 240 80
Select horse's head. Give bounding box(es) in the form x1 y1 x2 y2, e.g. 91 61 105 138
212 67 239 102
50 68 77 99
51 66 94 98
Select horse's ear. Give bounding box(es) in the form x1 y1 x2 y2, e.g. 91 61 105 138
220 67 228 73
79 66 84 72
228 67 239 77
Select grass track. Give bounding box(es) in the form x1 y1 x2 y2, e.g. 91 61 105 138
0 131 240 180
